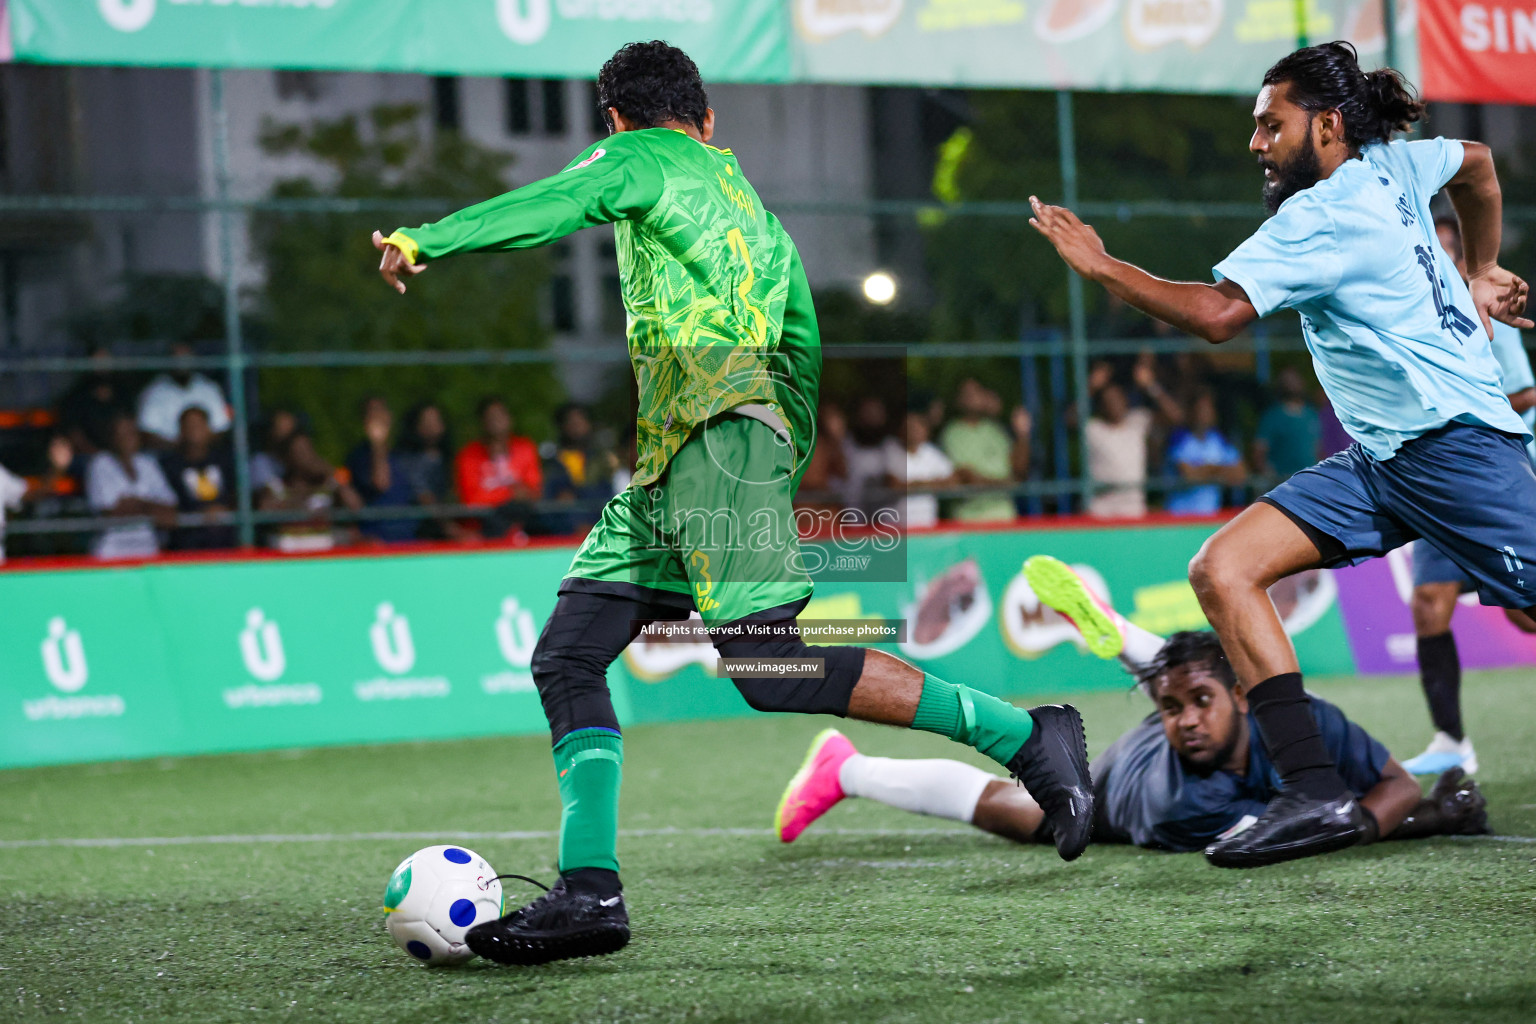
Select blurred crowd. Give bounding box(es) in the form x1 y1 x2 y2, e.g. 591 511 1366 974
0 342 1337 563
0 343 628 563
803 354 1334 529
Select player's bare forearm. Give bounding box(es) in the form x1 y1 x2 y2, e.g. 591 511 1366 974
1028 197 1256 343
1361 758 1422 838
1447 142 1502 277
1094 260 1258 344
1508 387 1536 415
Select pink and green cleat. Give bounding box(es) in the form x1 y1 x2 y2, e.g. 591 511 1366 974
1023 554 1125 660
774 728 858 843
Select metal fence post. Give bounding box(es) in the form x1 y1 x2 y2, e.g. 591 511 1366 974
1057 90 1091 512
211 69 255 548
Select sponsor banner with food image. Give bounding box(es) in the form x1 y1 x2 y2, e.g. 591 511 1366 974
0 522 1358 766
621 521 1356 724
790 0 1417 93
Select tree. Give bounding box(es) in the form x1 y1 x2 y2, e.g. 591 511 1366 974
251 104 559 460
922 91 1264 338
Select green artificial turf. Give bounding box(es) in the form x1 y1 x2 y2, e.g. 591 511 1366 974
2 670 1535 1023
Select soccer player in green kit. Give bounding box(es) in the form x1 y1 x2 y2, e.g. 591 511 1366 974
373 42 1093 966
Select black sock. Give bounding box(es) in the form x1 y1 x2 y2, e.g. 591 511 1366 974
1416 632 1463 741
561 867 622 897
1246 672 1349 801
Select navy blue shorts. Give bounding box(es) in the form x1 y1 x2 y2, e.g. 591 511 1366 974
1263 423 1536 609
1410 540 1474 590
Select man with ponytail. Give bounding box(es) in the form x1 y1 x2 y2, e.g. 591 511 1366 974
1031 41 1536 868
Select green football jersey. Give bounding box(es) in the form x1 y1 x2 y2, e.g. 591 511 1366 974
388 128 821 489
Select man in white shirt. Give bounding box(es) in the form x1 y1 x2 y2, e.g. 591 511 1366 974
87 414 178 560
883 409 957 529
137 343 232 446
0 462 28 564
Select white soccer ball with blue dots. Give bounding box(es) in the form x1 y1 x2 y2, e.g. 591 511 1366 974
383 845 503 965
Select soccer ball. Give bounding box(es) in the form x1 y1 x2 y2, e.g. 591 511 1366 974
383 845 504 965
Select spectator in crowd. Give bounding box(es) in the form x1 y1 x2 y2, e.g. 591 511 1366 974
397 402 453 505
8 435 89 559
0 459 26 564
611 425 638 494
1252 367 1322 481
258 431 361 552
1165 390 1246 516
137 342 231 447
345 397 417 543
1084 358 1183 519
909 388 946 439
541 402 617 534
250 408 300 495
395 401 460 540
883 408 958 530
86 412 178 560
1085 380 1150 518
939 377 1031 523
796 402 849 515
455 396 542 536
58 345 130 454
160 406 237 550
845 396 893 513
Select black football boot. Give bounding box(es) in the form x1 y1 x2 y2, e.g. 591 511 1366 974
466 875 630 966
1007 704 1094 861
1203 789 1366 868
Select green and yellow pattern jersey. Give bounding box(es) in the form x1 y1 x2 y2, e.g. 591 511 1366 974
388 128 821 489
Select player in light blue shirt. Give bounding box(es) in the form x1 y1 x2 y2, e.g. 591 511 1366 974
1030 41 1536 868
1402 216 1536 780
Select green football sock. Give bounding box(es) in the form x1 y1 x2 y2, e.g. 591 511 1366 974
910 673 1035 767
553 728 624 875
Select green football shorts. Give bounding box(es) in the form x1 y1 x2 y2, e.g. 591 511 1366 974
562 415 814 627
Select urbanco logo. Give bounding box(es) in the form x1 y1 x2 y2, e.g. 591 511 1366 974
99 0 156 33
239 608 286 682
370 602 417 675
40 617 88 693
497 0 552 43
495 597 537 669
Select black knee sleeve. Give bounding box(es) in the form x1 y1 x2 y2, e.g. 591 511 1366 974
533 588 677 742
713 623 866 716
531 632 621 741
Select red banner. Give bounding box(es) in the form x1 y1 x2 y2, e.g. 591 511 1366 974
1421 0 1536 102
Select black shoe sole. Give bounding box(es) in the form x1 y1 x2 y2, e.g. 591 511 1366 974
467 922 630 966
1051 705 1094 862
1204 825 1362 869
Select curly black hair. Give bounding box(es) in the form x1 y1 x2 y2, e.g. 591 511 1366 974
1262 41 1425 152
596 40 708 133
1135 630 1237 699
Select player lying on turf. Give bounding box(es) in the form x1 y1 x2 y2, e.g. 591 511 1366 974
1031 41 1535 867
372 41 1093 967
1402 215 1536 778
777 560 1490 851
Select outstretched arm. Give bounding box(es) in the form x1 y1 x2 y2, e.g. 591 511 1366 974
1358 757 1423 839
373 138 664 294
1446 142 1534 335
1380 766 1490 840
1029 197 1258 344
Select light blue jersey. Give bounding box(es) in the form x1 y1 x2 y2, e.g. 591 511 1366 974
1214 138 1530 461
1489 320 1536 462
1490 320 1535 395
